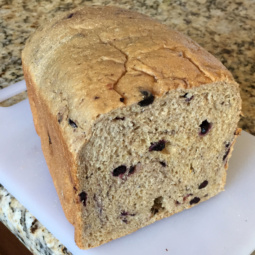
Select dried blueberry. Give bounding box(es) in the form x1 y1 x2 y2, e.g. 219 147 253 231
138 90 154 107
223 148 230 161
112 165 127 177
149 140 165 151
79 191 87 206
94 96 100 100
68 119 78 128
120 98 125 102
121 211 128 216
121 211 135 216
190 197 200 205
199 120 212 136
122 219 128 224
114 116 125 121
159 161 166 167
181 93 193 102
198 180 208 189
128 166 136 175
129 164 141 175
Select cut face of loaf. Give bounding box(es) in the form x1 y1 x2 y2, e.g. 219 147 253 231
79 82 241 247
22 6 241 249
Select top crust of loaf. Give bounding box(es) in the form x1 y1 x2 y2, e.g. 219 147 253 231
22 5 235 153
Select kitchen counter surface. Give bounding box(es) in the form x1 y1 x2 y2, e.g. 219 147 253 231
0 0 254 254
0 184 72 255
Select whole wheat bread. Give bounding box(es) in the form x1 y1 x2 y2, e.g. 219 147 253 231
22 6 242 249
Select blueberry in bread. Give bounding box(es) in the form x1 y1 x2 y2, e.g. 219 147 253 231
22 6 242 249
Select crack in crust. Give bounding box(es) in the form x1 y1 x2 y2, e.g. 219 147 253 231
133 58 190 89
181 51 213 82
97 35 128 103
137 46 214 84
135 58 162 79
107 41 128 102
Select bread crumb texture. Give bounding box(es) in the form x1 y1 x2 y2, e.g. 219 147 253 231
22 6 241 249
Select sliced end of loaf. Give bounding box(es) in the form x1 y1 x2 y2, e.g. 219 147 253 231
75 81 241 249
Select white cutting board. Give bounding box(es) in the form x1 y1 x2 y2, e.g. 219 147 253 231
0 84 255 255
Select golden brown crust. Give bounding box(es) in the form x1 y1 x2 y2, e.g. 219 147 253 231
23 65 79 225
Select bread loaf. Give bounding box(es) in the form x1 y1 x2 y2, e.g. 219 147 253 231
22 6 241 249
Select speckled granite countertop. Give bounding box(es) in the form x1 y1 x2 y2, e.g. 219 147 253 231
0 0 254 254
0 185 72 255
